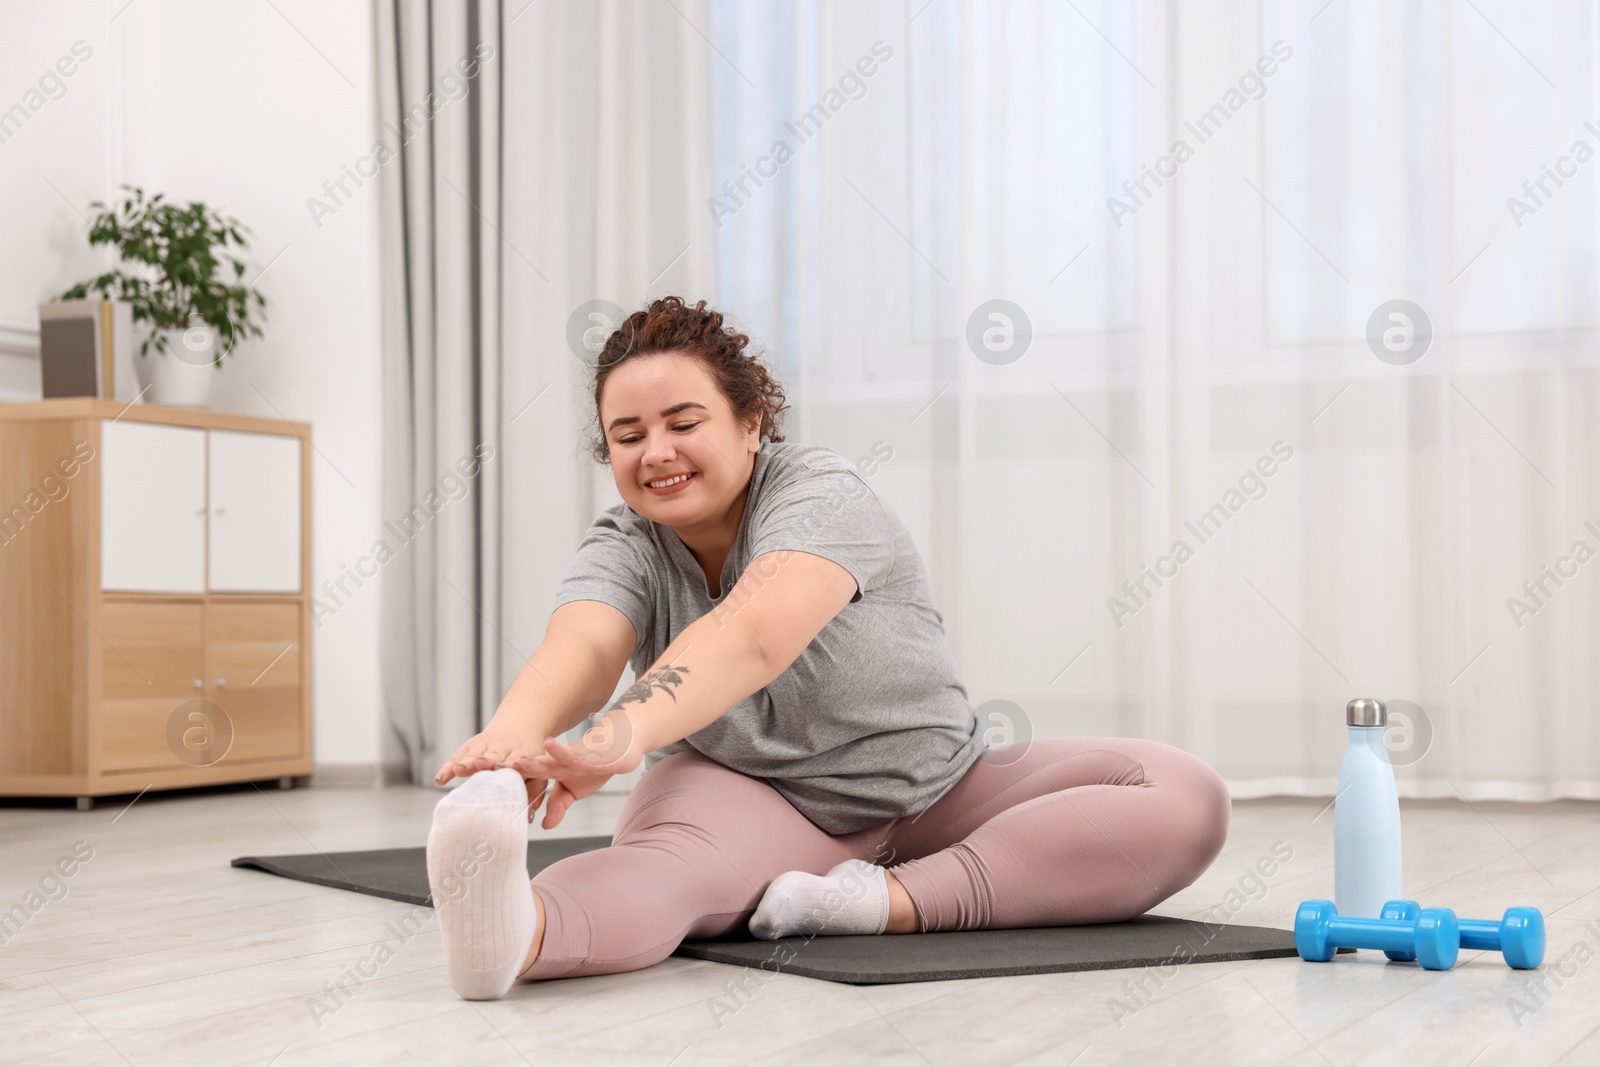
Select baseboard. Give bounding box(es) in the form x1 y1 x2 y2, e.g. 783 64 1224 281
310 761 413 788
1225 777 1600 802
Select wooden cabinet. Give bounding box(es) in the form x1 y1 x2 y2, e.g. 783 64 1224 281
0 399 313 805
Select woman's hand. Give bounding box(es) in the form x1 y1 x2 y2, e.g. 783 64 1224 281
433 724 550 821
513 713 644 830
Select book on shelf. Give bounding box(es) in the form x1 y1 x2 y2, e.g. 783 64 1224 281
39 299 138 402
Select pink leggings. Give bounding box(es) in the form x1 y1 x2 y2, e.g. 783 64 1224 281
521 735 1231 981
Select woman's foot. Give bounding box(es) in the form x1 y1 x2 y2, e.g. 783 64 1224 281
426 768 539 999
750 858 907 938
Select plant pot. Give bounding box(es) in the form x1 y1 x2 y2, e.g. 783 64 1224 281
134 324 220 408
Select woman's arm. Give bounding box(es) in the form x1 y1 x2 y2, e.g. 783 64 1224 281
530 549 859 768
624 549 859 753
433 599 635 784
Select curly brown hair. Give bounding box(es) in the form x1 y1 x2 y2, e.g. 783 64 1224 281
585 295 789 465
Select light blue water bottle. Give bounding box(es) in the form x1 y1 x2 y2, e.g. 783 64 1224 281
1334 698 1403 919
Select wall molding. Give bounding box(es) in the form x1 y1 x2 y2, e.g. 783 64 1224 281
0 322 39 358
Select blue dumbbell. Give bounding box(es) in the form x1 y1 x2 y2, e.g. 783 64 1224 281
1378 900 1544 969
1294 899 1459 970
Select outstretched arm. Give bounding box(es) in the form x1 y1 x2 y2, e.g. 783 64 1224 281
518 549 858 824
433 598 635 786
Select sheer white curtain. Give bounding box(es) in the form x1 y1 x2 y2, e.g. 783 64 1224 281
703 0 1600 799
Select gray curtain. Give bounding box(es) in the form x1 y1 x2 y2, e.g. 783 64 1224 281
374 0 717 782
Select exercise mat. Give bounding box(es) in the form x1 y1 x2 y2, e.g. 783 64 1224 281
232 836 613 906
232 837 1342 984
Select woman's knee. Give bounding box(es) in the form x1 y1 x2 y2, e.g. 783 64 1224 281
1080 738 1230 863
1093 739 1230 896
1161 746 1232 881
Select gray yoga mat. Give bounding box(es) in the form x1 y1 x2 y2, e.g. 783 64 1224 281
232 836 1343 984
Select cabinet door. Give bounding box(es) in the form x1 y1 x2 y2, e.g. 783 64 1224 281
101 421 207 593
98 601 209 772
208 601 303 762
208 430 302 593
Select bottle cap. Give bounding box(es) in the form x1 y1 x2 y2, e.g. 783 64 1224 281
1347 698 1387 727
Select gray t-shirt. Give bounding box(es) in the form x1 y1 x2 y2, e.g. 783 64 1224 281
551 440 982 834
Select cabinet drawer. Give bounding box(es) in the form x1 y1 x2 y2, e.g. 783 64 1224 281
98 600 209 772
96 599 304 771
208 601 303 762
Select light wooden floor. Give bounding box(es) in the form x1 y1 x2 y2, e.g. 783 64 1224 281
2 781 1597 1067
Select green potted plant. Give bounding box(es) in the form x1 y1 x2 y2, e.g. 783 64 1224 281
56 184 269 408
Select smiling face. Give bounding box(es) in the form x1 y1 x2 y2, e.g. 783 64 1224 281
600 351 763 536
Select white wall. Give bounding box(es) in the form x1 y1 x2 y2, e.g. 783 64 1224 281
0 0 387 768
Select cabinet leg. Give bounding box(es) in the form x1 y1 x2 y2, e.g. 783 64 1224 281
76 796 94 811
277 775 295 791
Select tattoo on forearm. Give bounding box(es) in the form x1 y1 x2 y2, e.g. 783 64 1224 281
609 662 691 711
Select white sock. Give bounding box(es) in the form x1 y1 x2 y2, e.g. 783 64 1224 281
748 858 890 939
426 768 538 1000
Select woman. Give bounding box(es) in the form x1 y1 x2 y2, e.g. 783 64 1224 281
425 295 1231 1000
